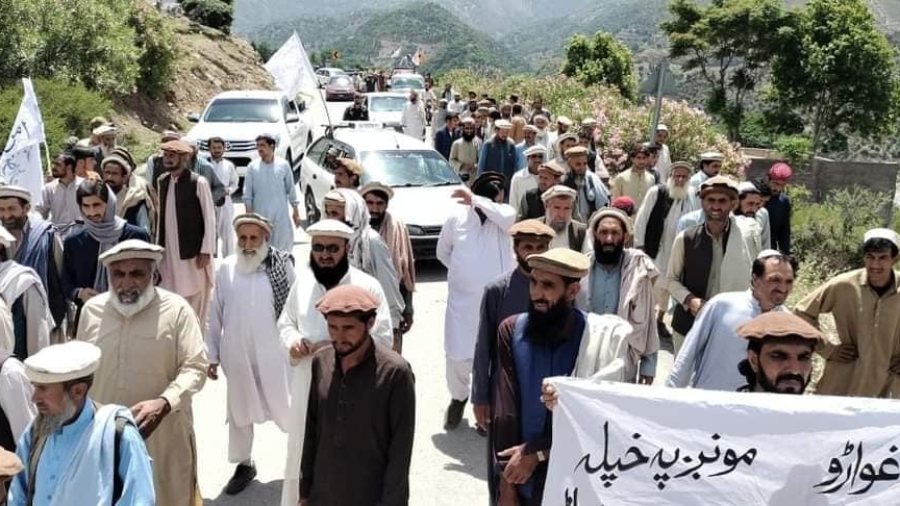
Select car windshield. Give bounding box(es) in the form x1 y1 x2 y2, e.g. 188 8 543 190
359 150 461 187
368 96 408 112
329 76 352 86
391 77 424 89
203 98 280 123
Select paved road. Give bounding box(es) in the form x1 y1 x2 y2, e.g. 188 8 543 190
195 95 675 505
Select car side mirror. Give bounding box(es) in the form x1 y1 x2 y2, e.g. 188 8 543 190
296 100 306 112
187 112 200 123
286 112 300 123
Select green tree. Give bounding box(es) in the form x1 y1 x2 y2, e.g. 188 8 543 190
661 0 791 142
562 32 638 101
767 0 900 156
251 41 275 62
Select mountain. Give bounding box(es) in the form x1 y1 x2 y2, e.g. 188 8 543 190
244 2 528 74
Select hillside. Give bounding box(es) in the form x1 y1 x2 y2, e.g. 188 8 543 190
246 2 528 74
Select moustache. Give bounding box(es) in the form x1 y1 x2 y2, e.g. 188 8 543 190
776 373 805 385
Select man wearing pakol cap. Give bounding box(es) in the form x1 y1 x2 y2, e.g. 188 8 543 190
207 137 239 257
765 161 793 254
492 248 631 505
0 226 52 359
472 219 554 502
562 146 609 223
449 117 482 183
34 152 84 227
578 208 659 383
361 183 416 351
277 220 394 506
323 189 405 335
531 114 552 152
654 124 672 181
575 130 601 174
434 112 460 161
206 214 295 495
299 285 416 506
611 143 656 210
9 341 155 505
736 181 771 251
401 90 426 141
795 228 900 398
546 116 573 161
477 119 518 194
0 446 23 504
633 161 698 336
550 132 578 166
92 124 118 159
508 145 545 213
144 130 181 192
736 312 830 394
155 139 218 323
0 186 66 339
183 138 226 209
77 239 208 506
540 185 586 252
0 329 37 451
689 150 724 187
667 176 754 353
514 124 539 170
102 149 155 235
517 162 564 221
668 250 796 391
432 99 449 134
332 158 363 190
731 182 766 258
62 181 150 328
438 174 516 429
244 134 302 253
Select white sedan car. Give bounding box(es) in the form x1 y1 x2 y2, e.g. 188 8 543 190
365 92 409 129
299 127 464 260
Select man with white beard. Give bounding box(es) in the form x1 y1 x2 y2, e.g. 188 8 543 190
205 214 295 495
540 185 587 252
633 161 699 337
77 239 208 506
277 220 394 506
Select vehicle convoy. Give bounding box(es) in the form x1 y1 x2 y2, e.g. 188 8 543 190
324 75 356 102
388 73 425 97
316 67 345 87
185 90 312 181
300 126 464 260
364 92 408 130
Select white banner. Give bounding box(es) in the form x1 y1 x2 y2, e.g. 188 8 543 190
544 379 900 506
264 32 319 99
0 78 46 205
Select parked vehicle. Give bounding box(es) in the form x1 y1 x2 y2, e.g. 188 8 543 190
186 90 312 181
316 67 345 87
325 75 356 102
300 126 464 260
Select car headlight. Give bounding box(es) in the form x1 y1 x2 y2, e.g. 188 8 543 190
407 225 426 236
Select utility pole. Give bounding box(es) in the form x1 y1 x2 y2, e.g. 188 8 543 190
648 61 667 144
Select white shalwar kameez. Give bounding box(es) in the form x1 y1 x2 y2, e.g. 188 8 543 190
205 256 295 464
437 196 515 401
633 186 698 298
211 158 239 257
277 265 393 506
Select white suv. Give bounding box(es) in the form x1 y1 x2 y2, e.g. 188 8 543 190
300 126 465 260
186 90 312 181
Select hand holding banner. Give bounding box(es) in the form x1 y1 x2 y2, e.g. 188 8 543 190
544 378 900 505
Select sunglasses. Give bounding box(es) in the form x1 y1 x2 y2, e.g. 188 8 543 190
312 244 341 254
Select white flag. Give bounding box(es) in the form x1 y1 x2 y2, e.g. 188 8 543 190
390 46 403 59
0 78 46 206
264 32 319 99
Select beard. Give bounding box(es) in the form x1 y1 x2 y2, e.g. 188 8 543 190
525 298 573 346
237 241 269 274
110 282 156 319
757 368 808 395
666 179 689 201
106 182 123 194
462 132 475 141
549 218 568 233
369 212 385 229
33 392 79 439
515 253 532 274
594 241 624 266
310 252 350 289
1 216 26 232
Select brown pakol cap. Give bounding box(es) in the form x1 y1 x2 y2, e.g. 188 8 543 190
508 219 555 239
316 285 379 315
159 140 192 155
736 312 835 345
527 248 590 279
537 161 566 177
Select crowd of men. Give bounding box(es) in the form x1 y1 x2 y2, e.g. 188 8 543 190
0 80 896 506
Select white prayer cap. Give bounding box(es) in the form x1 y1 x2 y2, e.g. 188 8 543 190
523 145 547 157
92 124 117 137
24 341 102 384
323 190 346 207
0 225 15 248
557 116 573 126
541 184 576 203
98 239 165 266
656 124 669 132
580 117 597 127
0 185 32 204
523 125 539 134
756 249 783 260
460 117 475 125
863 228 900 249
738 181 760 195
233 213 272 234
494 119 513 130
307 219 354 241
700 151 724 162
590 207 634 235
554 132 578 152
359 182 394 201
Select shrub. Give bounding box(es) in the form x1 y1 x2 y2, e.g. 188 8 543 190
181 0 234 33
0 78 112 154
773 135 813 168
129 2 178 99
790 185 890 285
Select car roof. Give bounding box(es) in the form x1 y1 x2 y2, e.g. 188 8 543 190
333 128 433 152
392 73 424 80
366 92 408 99
212 90 286 100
